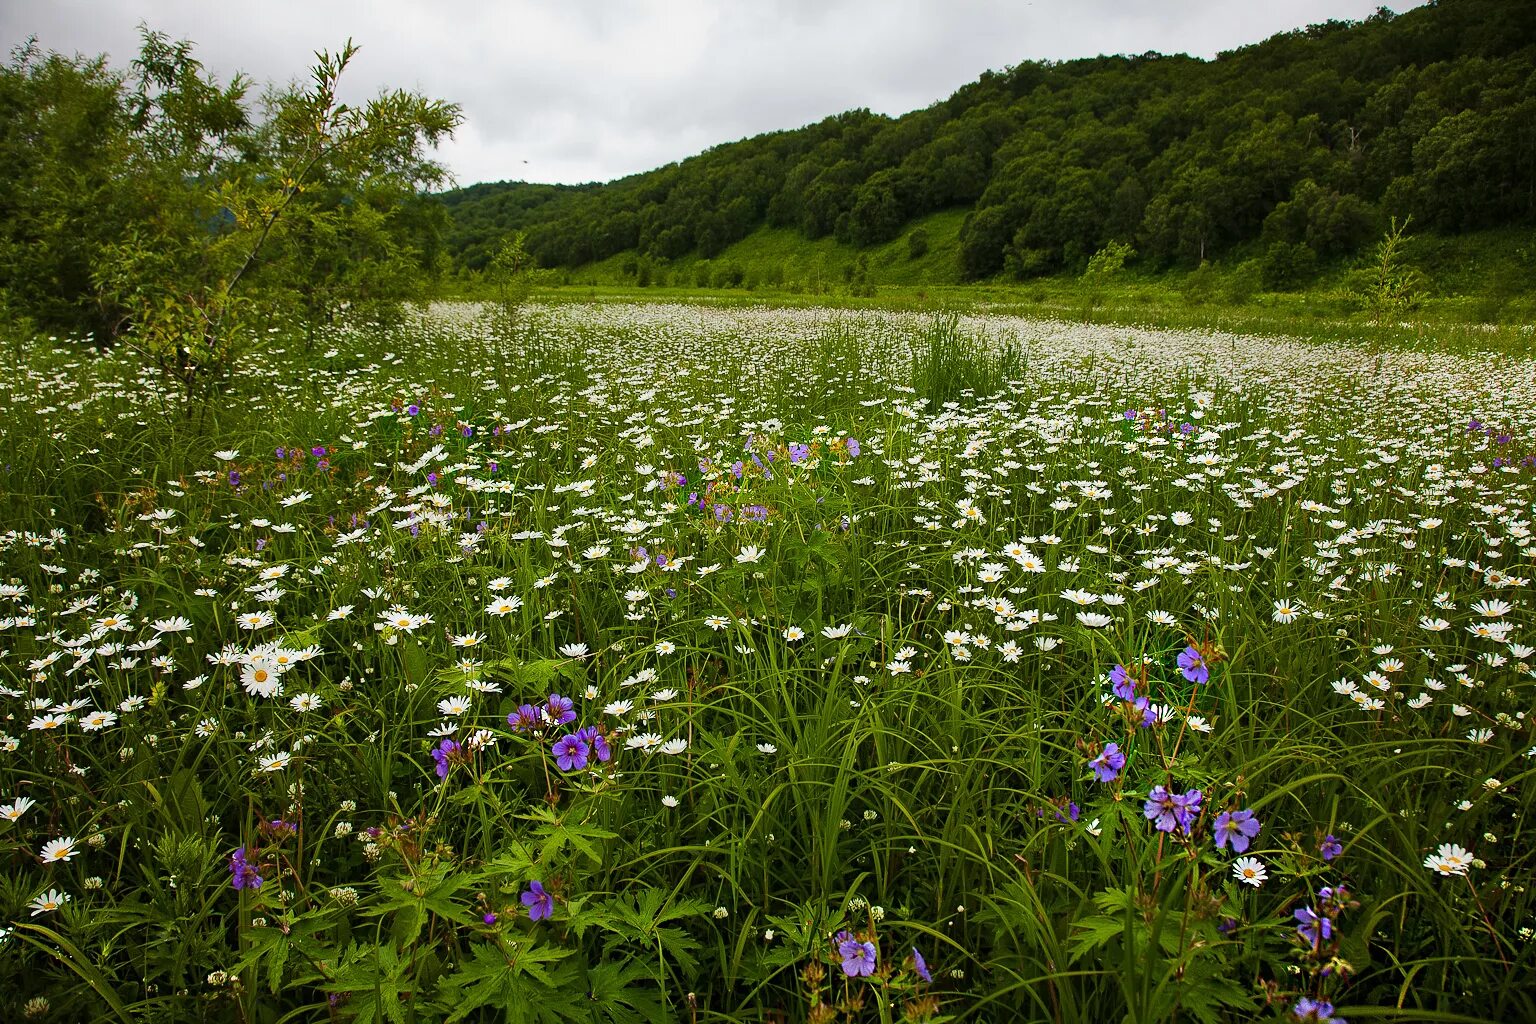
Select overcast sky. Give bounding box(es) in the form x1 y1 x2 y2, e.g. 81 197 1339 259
6 1 1424 188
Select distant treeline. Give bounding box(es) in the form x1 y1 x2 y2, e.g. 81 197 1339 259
439 0 1536 279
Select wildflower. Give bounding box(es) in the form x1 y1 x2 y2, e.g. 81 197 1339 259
258 752 291 772
552 734 590 771
1294 997 1347 1023
520 881 553 921
544 693 576 725
837 931 878 977
241 660 282 699
1177 645 1209 684
28 888 70 916
1 796 37 822
1144 785 1201 833
735 545 765 564
575 725 612 763
1213 808 1261 853
1294 906 1332 946
1423 842 1474 876
507 703 541 731
431 738 461 780
236 610 274 630
80 710 118 731
39 836 78 863
1232 856 1267 887
1088 742 1126 783
229 847 263 890
484 597 523 616
1320 834 1343 861
912 947 931 982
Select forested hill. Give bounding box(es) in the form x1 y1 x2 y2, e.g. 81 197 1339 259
439 0 1536 280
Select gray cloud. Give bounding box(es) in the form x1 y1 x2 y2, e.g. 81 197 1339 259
4 0 1424 187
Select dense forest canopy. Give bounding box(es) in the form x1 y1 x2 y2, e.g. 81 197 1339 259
438 0 1536 279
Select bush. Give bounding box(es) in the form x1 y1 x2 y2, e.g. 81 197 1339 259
907 227 930 261
1259 241 1317 291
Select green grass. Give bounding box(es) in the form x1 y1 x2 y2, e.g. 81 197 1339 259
0 302 1533 1023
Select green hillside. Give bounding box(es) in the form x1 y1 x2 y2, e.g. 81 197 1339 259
438 0 1536 295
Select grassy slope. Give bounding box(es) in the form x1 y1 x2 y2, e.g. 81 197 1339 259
571 208 971 289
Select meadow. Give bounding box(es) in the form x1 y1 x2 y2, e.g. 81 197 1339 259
0 301 1532 1023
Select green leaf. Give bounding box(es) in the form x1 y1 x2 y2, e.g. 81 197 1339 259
1066 913 1126 962
583 959 668 1023
438 939 578 1022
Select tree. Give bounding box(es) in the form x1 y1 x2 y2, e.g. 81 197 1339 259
1 29 460 406
1355 215 1424 327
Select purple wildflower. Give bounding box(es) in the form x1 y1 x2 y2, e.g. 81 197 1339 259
1110 664 1136 700
431 738 461 780
1294 998 1346 1023
846 438 860 458
1213 808 1261 853
912 947 931 982
576 725 611 763
1089 742 1126 783
552 734 590 772
1294 906 1332 946
229 847 263 890
1145 785 1201 833
1319 834 1343 861
836 931 877 977
521 880 553 922
544 693 576 726
1144 785 1179 831
1171 788 1203 831
508 703 541 732
1176 645 1209 684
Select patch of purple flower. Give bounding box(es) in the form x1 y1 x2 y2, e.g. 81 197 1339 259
508 703 541 732
1110 664 1136 700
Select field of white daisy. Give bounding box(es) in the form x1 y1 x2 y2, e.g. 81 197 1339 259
0 302 1531 1023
